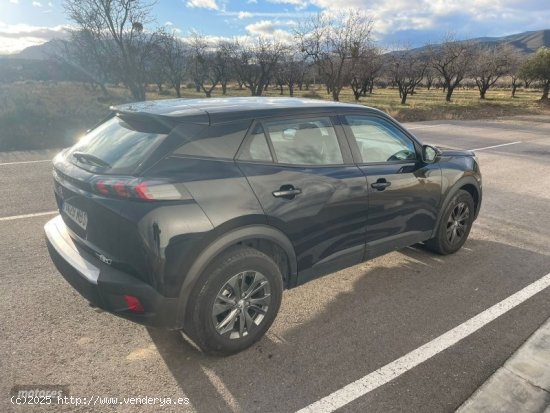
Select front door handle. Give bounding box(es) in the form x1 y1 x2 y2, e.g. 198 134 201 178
371 179 391 191
272 185 302 199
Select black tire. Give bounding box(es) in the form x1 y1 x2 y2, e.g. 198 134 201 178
425 189 475 255
183 245 283 356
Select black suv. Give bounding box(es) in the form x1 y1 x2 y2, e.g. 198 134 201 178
45 97 482 355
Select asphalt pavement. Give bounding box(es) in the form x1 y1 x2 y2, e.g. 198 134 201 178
1 115 549 413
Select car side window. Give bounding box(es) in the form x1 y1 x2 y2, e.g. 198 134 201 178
238 124 273 163
345 116 417 163
263 117 344 165
172 121 250 160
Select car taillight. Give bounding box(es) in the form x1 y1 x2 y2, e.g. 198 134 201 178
91 177 183 201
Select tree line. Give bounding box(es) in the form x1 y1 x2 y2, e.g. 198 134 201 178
60 0 550 103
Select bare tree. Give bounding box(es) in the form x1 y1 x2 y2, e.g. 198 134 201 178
187 33 223 97
296 10 374 101
349 47 383 100
424 66 435 90
349 57 370 101
213 41 233 95
387 48 427 104
505 47 525 98
230 38 286 96
64 0 160 101
470 45 511 99
429 35 473 102
55 30 113 96
149 42 167 94
275 50 306 96
157 30 187 97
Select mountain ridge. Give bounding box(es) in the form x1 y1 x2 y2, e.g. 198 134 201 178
2 28 550 60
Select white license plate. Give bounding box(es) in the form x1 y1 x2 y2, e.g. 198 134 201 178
62 202 88 230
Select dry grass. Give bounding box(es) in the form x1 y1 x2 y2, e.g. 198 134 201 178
0 82 129 151
158 83 549 122
1 80 549 151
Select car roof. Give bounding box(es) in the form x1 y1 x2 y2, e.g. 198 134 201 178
111 97 379 125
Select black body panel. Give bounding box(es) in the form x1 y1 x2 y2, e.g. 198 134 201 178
45 97 482 330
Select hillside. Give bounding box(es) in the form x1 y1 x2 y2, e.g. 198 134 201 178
2 29 550 61
3 38 66 60
471 29 550 54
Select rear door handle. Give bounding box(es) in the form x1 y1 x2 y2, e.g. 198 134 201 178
272 185 302 199
371 179 391 191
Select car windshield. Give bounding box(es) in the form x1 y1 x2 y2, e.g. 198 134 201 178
68 116 167 174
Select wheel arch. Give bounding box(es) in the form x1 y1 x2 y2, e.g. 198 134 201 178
175 224 297 328
432 176 481 238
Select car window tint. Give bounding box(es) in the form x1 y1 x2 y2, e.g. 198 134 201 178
346 116 416 163
238 124 273 162
68 116 167 174
173 121 250 159
263 117 343 165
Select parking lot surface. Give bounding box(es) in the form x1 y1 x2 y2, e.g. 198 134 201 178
1 115 550 412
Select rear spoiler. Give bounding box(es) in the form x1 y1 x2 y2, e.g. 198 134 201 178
110 101 210 130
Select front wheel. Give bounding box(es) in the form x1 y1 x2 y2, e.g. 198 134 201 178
425 189 475 255
183 246 283 356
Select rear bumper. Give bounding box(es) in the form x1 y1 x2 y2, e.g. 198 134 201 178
44 215 179 329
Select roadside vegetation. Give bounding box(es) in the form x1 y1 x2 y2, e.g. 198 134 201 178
1 80 548 152
1 0 550 151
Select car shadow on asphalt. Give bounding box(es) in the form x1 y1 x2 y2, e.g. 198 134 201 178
147 238 550 413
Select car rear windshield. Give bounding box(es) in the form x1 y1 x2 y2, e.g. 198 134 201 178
68 116 167 175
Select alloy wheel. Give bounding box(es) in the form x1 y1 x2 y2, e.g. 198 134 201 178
446 202 470 245
211 271 272 339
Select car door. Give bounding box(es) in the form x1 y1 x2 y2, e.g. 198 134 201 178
236 115 369 285
341 113 442 259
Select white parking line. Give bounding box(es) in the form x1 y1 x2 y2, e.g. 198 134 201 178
470 141 522 151
407 124 443 130
296 271 550 413
0 159 51 166
0 211 57 222
201 366 242 412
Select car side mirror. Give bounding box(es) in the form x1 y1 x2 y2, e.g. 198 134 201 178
422 144 441 164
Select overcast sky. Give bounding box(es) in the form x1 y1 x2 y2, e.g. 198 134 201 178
1 0 549 54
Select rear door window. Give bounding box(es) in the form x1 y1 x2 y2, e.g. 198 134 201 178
237 124 273 163
263 117 344 165
68 116 167 174
172 121 251 160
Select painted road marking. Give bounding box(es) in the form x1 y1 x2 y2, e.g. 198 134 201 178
0 159 51 166
296 271 550 413
470 141 522 151
0 211 57 222
407 124 443 130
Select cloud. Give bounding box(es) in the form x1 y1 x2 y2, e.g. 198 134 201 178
0 23 68 54
165 21 174 26
238 11 253 19
247 0 257 3
9 0 19 4
32 1 42 6
245 19 297 35
186 0 219 10
244 19 296 43
259 0 550 44
221 10 312 19
267 0 308 9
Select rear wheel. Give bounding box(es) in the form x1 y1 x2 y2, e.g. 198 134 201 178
184 246 283 355
425 189 475 255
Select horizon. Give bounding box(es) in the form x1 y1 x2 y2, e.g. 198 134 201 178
1 0 550 55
